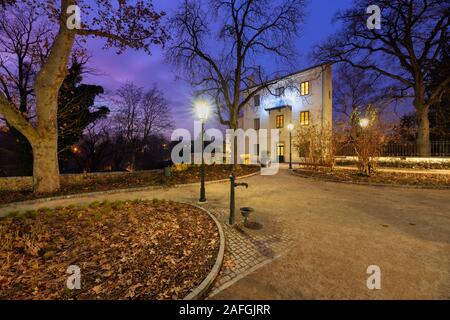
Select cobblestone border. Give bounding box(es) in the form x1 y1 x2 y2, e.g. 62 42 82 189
204 207 294 298
0 171 260 210
183 204 225 300
207 254 282 299
290 169 450 190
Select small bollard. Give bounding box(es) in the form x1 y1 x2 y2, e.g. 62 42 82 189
229 173 248 225
164 166 172 177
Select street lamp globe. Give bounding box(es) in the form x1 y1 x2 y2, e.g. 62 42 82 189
287 123 294 131
195 99 209 121
359 118 370 129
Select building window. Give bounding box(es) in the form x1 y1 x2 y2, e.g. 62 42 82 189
276 115 284 128
254 118 260 130
254 94 260 107
300 81 310 96
300 111 309 126
276 87 285 96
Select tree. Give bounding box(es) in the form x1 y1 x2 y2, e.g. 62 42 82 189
115 82 172 170
396 43 450 142
72 120 112 173
315 0 449 156
0 0 167 193
115 82 143 171
333 64 394 124
0 6 52 175
427 42 450 140
168 0 306 165
141 84 172 142
58 59 109 170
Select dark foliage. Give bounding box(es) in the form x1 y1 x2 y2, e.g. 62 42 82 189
58 60 109 171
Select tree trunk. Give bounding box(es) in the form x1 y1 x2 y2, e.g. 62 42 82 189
415 100 431 157
32 135 60 193
233 134 238 170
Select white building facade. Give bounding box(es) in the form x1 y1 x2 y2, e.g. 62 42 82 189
238 63 332 164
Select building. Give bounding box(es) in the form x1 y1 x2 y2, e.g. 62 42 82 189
238 63 332 163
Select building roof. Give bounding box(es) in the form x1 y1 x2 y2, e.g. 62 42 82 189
243 62 331 92
264 105 292 112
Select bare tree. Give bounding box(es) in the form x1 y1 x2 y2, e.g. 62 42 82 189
314 0 449 156
0 6 51 118
0 6 52 174
333 65 394 123
115 82 143 171
141 84 172 142
0 0 167 193
168 0 306 165
73 120 111 173
115 82 173 170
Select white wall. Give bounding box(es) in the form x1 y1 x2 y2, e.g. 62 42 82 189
239 64 333 163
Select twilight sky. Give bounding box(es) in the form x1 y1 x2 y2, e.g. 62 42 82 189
83 0 354 132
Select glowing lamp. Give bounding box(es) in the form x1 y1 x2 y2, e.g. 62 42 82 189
359 118 370 128
195 99 209 121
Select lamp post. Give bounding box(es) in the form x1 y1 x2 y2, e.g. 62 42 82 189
287 123 294 169
195 100 209 204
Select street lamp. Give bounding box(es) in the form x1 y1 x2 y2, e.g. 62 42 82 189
195 99 209 204
359 118 370 129
287 123 294 169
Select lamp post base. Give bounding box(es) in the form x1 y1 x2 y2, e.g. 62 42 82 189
197 200 208 205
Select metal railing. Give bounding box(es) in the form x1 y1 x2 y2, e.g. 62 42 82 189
336 141 450 157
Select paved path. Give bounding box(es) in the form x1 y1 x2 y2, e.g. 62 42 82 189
2 165 449 299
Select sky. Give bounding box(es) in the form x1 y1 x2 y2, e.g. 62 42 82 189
83 0 354 132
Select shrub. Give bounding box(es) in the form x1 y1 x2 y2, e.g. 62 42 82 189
349 105 384 176
294 120 335 169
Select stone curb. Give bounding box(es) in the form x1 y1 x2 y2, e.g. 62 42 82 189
290 169 450 190
183 204 225 300
0 171 260 210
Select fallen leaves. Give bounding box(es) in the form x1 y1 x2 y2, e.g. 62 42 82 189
294 168 450 187
0 200 220 300
0 165 260 205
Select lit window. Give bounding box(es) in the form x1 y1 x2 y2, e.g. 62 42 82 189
276 87 285 96
300 81 310 96
300 111 309 126
276 115 284 128
254 94 260 107
254 118 260 130
277 144 285 157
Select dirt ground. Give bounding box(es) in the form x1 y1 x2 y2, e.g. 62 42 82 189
212 167 450 299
